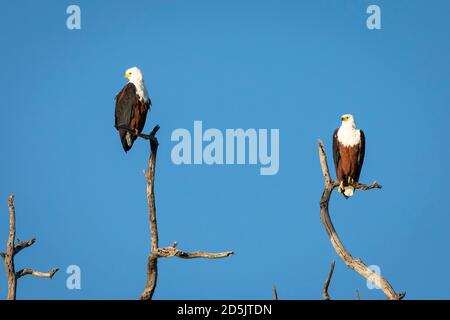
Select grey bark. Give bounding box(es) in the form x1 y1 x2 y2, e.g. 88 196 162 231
139 126 233 300
1 195 58 300
317 140 405 300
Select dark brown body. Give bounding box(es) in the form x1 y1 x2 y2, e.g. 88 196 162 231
335 143 362 184
115 83 151 152
332 129 365 193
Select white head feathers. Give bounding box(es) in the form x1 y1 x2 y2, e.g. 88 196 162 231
337 114 361 147
340 114 356 128
124 66 149 102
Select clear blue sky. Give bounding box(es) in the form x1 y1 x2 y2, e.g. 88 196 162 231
0 0 449 300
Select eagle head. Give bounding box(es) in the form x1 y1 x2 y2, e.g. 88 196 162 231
124 66 144 83
341 114 356 128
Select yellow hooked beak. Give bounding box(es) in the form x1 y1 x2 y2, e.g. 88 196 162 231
341 115 349 121
124 72 130 79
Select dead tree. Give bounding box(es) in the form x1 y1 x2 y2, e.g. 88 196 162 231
116 125 233 300
317 140 405 300
322 260 335 300
0 195 58 300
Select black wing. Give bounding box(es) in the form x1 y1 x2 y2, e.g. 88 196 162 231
354 130 365 182
115 83 137 127
115 83 137 151
332 128 340 176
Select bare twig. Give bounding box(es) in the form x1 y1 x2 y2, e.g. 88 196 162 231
157 247 233 259
328 179 381 190
2 195 59 300
322 260 335 300
16 268 59 280
14 238 36 255
139 126 233 300
115 124 151 140
355 182 382 190
317 140 405 300
273 285 278 300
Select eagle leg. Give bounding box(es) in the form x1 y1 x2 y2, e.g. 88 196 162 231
338 181 344 193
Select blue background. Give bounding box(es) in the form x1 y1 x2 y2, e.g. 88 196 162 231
0 0 449 299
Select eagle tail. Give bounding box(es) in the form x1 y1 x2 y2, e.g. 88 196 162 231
125 132 133 147
338 181 354 198
343 186 354 198
119 129 133 152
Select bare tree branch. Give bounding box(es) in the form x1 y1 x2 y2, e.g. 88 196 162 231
115 124 154 141
139 126 160 301
354 182 382 190
317 140 405 300
5 195 17 300
140 252 158 300
139 125 233 300
2 195 59 300
322 260 335 300
273 285 278 300
157 246 233 259
14 238 36 255
16 268 59 280
144 125 160 253
139 125 160 300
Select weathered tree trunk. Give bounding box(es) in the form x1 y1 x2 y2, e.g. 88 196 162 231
317 140 405 300
1 195 58 300
138 125 233 300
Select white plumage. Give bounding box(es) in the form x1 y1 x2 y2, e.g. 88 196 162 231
125 66 149 103
337 114 361 147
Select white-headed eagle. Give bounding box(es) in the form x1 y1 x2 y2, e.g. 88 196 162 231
115 67 151 152
332 114 365 198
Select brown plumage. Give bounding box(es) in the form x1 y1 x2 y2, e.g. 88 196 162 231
115 82 151 152
332 114 365 198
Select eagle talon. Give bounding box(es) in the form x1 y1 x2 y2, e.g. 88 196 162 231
338 181 344 193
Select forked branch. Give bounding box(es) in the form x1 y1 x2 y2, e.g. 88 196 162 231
14 238 36 255
317 140 405 300
139 125 233 300
2 195 58 300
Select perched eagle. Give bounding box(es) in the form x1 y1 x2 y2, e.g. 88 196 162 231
332 114 365 198
115 67 151 152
